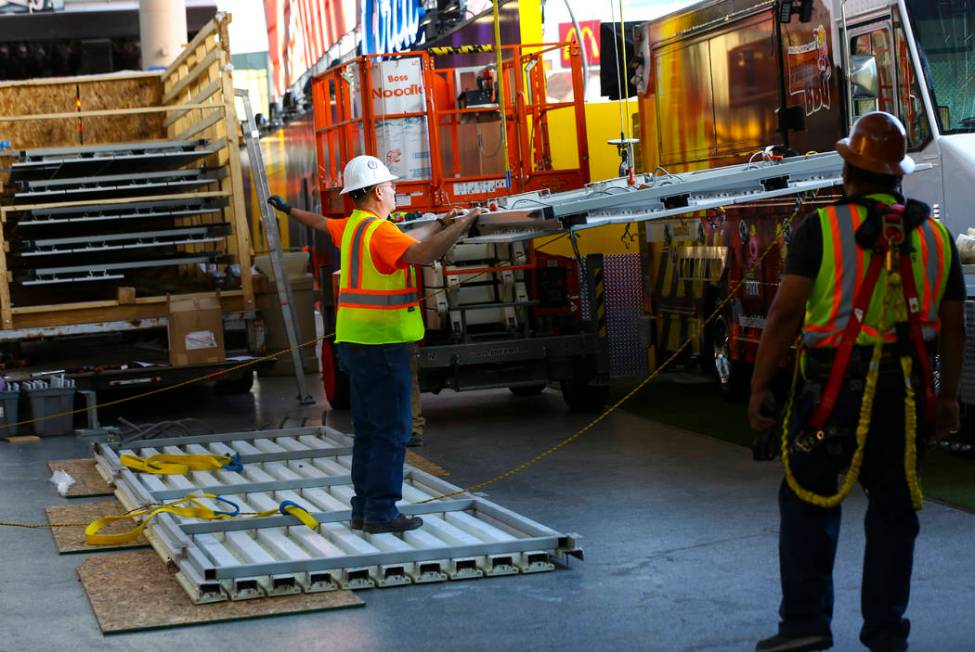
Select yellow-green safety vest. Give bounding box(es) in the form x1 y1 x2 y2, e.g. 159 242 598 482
335 209 424 345
802 194 953 348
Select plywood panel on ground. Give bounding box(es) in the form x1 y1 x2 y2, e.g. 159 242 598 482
47 458 113 497
77 550 363 634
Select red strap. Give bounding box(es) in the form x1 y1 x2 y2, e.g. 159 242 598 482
898 251 937 423
809 252 885 429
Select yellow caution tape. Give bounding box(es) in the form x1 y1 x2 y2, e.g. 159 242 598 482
119 453 242 475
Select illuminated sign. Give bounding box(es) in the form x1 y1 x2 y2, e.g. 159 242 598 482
264 0 356 99
559 20 601 67
360 0 425 55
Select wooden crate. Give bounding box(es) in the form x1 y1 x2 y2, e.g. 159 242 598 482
0 12 254 333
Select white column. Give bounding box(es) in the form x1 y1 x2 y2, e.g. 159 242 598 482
139 0 188 70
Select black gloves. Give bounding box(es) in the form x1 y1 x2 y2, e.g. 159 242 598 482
268 195 292 215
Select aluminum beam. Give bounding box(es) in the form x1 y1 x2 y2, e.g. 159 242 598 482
13 197 227 226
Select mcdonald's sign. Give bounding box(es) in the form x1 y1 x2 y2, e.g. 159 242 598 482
559 20 600 67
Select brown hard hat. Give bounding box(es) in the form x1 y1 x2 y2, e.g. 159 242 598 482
836 111 915 176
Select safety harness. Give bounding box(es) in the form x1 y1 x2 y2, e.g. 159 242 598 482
782 202 934 510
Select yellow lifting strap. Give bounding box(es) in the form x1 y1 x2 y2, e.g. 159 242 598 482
119 452 243 475
84 495 319 546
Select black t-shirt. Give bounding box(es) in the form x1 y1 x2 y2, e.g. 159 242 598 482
785 207 966 302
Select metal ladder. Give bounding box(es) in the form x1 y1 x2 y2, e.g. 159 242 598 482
235 90 313 405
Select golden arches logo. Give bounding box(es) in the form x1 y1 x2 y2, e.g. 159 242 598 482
559 21 600 66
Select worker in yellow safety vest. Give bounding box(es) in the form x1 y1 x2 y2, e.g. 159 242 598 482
269 155 481 533
749 112 965 652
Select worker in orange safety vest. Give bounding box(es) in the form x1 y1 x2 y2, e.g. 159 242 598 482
269 155 481 533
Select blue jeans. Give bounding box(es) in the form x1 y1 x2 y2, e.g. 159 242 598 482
777 374 923 650
336 342 413 523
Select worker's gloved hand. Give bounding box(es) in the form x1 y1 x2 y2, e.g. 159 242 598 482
934 396 961 440
748 388 776 432
268 195 292 215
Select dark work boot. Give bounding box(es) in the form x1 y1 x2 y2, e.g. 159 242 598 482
755 633 833 652
363 515 423 534
406 433 424 447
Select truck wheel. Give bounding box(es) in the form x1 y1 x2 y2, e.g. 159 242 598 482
215 369 255 394
509 384 546 397
560 373 609 412
705 312 750 400
322 340 350 410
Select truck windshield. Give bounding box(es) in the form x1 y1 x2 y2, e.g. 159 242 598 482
905 0 975 134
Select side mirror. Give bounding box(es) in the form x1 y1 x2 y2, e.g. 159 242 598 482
849 54 879 100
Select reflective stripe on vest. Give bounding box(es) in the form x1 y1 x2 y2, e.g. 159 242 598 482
335 209 424 345
802 199 952 348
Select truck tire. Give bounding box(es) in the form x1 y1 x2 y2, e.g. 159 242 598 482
215 369 255 394
321 340 350 410
560 369 609 412
509 384 546 397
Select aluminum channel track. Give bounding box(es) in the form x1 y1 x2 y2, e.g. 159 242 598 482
19 254 222 285
13 168 225 202
18 224 231 256
12 197 228 227
93 426 580 603
11 140 223 180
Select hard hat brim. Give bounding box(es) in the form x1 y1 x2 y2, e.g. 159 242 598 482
836 138 915 176
339 171 400 194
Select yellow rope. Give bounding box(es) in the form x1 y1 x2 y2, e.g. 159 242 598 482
901 355 924 510
781 340 881 508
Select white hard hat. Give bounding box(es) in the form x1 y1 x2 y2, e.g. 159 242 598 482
340 155 399 195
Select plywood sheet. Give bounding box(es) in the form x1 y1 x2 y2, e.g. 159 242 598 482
77 550 363 634
79 76 165 144
0 81 76 149
45 499 148 554
47 458 113 497
407 451 450 478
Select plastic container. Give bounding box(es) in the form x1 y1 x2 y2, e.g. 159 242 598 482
26 387 75 437
0 390 19 437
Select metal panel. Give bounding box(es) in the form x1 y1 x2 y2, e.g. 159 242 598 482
19 255 220 285
11 140 223 181
12 197 228 227
961 300 975 405
94 426 580 602
605 254 648 379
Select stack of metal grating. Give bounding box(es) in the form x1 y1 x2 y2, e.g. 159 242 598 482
93 426 581 603
5 139 230 289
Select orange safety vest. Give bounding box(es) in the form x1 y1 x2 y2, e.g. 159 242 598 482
802 197 952 349
335 209 424 345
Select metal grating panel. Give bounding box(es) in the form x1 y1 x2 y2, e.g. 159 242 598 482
93 427 580 603
604 254 648 379
962 300 975 405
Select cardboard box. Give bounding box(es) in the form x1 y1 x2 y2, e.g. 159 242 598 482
116 286 136 304
167 293 225 367
371 57 426 115
376 117 431 180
